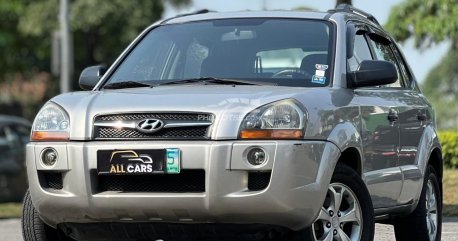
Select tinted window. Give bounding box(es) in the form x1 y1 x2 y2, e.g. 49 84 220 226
11 124 30 145
108 19 334 87
0 126 8 151
0 125 22 149
391 45 412 87
368 37 403 87
348 34 373 71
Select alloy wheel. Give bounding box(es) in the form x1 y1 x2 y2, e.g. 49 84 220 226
312 183 363 241
425 179 438 241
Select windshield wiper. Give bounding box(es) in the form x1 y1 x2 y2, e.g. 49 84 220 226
159 77 276 86
103 81 155 89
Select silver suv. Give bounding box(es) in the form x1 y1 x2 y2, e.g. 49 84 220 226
22 5 443 241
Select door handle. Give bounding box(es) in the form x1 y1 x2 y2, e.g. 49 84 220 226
387 110 398 122
417 113 427 122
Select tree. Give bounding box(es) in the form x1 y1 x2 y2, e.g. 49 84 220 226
0 0 190 119
386 0 458 129
385 0 458 49
0 0 46 74
422 51 458 128
18 0 191 77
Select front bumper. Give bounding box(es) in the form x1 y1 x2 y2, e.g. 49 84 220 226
26 140 340 230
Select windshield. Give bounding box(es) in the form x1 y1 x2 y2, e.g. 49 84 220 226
106 18 334 87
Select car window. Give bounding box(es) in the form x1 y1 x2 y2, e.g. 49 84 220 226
0 126 8 151
256 49 327 75
368 37 404 88
391 44 412 88
112 35 176 81
11 124 30 145
257 48 305 73
184 41 210 78
108 19 335 87
4 125 22 148
0 125 23 149
348 34 373 72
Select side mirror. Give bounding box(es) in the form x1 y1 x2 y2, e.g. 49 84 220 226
79 65 107 90
349 60 398 88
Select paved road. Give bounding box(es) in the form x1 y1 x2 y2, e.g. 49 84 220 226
2 218 458 241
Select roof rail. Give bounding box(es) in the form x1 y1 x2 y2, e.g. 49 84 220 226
161 9 213 24
328 4 380 25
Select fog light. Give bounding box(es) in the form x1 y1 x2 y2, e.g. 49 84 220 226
247 147 267 166
41 148 58 166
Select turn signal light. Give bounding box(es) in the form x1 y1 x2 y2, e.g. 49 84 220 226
240 130 303 139
31 131 69 141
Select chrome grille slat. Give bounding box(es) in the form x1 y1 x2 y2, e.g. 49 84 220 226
98 113 209 121
93 113 213 140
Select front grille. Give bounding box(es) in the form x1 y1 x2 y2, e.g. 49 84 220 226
248 172 271 191
96 126 209 139
95 170 205 193
38 172 63 190
98 113 209 121
93 113 213 140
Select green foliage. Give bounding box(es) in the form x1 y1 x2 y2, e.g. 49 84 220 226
385 0 458 49
422 51 458 129
0 0 190 118
386 0 458 130
0 0 46 74
438 131 458 168
18 0 191 75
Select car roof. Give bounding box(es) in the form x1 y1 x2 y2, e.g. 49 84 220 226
0 115 31 126
163 10 331 25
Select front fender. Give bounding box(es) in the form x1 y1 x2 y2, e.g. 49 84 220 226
326 122 363 174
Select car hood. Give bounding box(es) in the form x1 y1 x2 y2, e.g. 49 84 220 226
51 85 326 140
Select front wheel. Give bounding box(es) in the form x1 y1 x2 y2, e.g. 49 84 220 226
22 190 71 241
290 164 375 241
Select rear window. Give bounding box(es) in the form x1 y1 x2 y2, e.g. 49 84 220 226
107 18 335 87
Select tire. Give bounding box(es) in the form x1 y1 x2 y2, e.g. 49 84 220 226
290 163 375 241
393 165 442 241
22 190 70 241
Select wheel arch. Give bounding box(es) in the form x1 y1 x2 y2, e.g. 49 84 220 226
416 125 443 178
326 122 364 176
406 125 443 213
338 147 363 177
428 148 443 180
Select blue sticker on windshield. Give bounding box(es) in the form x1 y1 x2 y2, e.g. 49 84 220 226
312 75 326 84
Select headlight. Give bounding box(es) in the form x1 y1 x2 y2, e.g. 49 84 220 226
31 102 70 141
239 99 306 139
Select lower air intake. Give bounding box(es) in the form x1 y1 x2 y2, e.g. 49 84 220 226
96 170 205 193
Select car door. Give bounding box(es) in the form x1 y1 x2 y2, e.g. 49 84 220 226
386 42 427 205
391 44 427 167
366 27 426 206
348 23 403 208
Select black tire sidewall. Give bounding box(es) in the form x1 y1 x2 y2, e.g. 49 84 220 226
296 164 375 241
330 164 375 241
394 165 442 241
22 190 63 241
22 190 47 241
428 167 443 241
